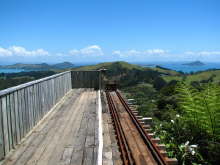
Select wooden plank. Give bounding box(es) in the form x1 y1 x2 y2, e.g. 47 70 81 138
32 85 36 126
34 91 86 165
2 96 9 155
50 90 90 165
29 86 34 130
6 95 13 151
24 88 30 134
83 91 97 165
10 93 16 148
70 90 96 165
14 91 20 145
0 98 5 159
102 113 113 165
23 88 28 135
30 86 34 127
21 89 27 137
36 83 40 122
17 90 23 141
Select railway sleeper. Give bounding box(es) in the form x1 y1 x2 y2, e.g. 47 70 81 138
151 137 160 143
166 158 178 165
148 133 155 138
135 115 143 119
144 128 152 133
132 110 138 113
156 144 166 150
142 117 153 125
143 124 151 129
160 150 168 157
139 121 145 125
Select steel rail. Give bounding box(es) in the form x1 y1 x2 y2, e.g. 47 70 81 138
116 90 168 165
106 92 134 165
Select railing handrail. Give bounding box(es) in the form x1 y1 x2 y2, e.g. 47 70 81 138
0 71 71 97
71 70 101 72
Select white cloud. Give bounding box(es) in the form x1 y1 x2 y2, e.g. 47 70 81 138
0 47 12 56
127 49 141 55
112 50 121 56
185 51 220 56
69 45 103 56
0 46 49 57
144 49 167 55
199 51 220 56
183 51 220 62
112 49 168 58
69 49 80 55
9 46 49 56
184 51 195 55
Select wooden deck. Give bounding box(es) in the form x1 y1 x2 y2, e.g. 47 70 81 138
2 89 99 165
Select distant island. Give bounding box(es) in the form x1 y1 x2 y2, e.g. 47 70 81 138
0 62 75 70
182 61 205 66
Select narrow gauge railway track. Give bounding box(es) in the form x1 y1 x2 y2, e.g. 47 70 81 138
106 91 134 165
106 90 174 165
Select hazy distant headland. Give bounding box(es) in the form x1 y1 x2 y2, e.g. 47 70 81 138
182 60 205 66
0 62 75 71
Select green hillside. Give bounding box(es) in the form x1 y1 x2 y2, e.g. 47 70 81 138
151 66 181 76
163 69 220 84
186 69 220 83
73 61 182 88
73 61 144 71
73 61 180 75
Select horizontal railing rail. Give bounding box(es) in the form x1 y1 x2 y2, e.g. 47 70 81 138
0 71 72 160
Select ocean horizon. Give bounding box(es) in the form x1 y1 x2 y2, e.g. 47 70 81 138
135 62 220 73
0 68 26 73
1 62 220 73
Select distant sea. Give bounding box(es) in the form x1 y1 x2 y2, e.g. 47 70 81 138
136 62 220 73
0 69 26 73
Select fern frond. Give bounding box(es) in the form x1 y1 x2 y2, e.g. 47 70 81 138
176 83 220 140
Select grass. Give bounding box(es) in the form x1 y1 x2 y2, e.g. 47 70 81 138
151 67 180 76
162 69 220 84
186 70 220 83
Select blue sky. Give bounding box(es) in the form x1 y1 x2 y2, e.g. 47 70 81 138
0 0 220 64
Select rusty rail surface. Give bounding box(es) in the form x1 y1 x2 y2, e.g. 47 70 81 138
106 92 134 164
116 90 168 165
106 90 173 165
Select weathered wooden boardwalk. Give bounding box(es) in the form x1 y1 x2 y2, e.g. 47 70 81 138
2 89 99 165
